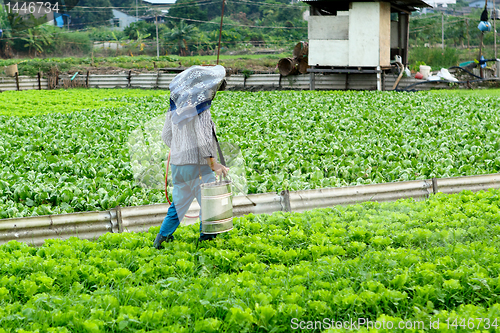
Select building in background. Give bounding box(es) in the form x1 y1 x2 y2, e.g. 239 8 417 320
469 0 496 8
142 0 176 13
425 0 456 7
301 0 430 90
110 9 140 30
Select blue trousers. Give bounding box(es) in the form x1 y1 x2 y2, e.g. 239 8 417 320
159 164 216 237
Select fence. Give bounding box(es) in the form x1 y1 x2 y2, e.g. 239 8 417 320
1 172 499 246
0 72 449 92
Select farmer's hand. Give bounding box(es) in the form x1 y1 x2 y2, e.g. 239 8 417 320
207 158 229 176
213 163 229 177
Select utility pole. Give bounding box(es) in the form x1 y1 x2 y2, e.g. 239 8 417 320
494 0 497 58
136 0 138 20
156 14 159 57
217 0 226 64
466 18 470 49
441 12 444 49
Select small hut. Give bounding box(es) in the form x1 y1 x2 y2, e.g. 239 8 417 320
301 0 431 90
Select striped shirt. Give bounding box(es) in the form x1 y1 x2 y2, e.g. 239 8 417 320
161 109 217 166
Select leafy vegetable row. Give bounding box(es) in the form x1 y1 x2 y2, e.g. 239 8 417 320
1 189 500 332
1 89 500 218
0 89 167 117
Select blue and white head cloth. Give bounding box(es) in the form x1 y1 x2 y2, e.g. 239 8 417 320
169 65 226 128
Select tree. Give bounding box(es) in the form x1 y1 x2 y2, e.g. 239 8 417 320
124 20 157 39
69 0 114 29
0 7 14 57
191 28 212 55
166 20 194 55
129 29 151 52
20 25 53 57
168 0 207 25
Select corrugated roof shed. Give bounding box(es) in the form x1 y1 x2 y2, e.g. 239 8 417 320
301 0 431 13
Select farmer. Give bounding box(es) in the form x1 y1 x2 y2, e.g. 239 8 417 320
153 65 228 249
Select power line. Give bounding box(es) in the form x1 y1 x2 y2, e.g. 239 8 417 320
1 2 307 33
68 0 306 11
71 5 150 9
232 0 307 9
161 13 307 29
70 2 218 12
409 17 469 32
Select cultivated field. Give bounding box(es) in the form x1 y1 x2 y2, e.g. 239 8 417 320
1 89 500 217
1 88 500 332
1 191 500 331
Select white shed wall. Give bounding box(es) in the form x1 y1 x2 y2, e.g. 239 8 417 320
309 40 349 66
308 16 349 40
348 2 382 67
308 2 392 67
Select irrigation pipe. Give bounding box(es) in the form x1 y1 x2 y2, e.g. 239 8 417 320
448 66 483 79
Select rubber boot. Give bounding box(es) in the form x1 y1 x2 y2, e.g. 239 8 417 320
153 233 174 249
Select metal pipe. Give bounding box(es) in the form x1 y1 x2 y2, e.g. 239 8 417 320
2 173 500 245
495 0 497 58
217 0 226 65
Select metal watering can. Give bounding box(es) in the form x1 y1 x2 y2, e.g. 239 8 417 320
200 179 233 234
201 127 256 234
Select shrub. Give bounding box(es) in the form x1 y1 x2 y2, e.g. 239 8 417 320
408 47 459 71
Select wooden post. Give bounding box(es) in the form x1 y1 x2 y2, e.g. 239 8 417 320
441 13 444 49
86 71 90 88
398 13 403 58
466 19 470 49
37 72 41 90
15 72 19 91
404 13 410 65
127 70 132 88
156 14 159 58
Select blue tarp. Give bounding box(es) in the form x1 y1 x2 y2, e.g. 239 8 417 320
54 13 65 27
